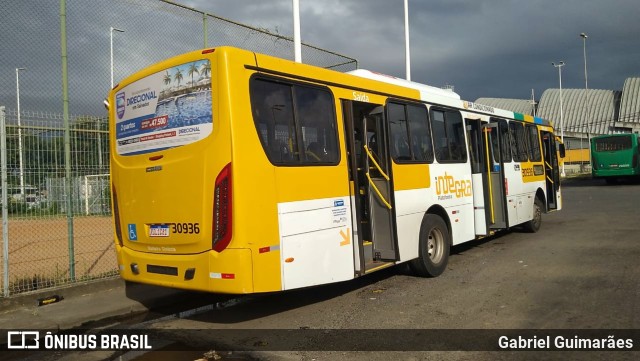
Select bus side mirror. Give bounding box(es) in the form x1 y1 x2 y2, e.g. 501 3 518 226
559 143 566 158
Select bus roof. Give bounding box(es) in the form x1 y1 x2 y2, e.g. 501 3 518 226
347 69 461 100
592 133 639 139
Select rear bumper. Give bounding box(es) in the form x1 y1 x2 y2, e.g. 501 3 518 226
116 245 254 294
593 168 639 178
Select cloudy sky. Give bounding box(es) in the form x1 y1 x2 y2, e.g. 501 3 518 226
1 0 639 116
176 0 640 102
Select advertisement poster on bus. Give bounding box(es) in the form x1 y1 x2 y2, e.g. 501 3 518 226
114 60 212 155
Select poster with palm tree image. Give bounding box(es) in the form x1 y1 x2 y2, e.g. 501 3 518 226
115 59 212 156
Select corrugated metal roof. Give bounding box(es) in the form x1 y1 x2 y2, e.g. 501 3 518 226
474 98 535 115
618 77 640 125
536 88 619 135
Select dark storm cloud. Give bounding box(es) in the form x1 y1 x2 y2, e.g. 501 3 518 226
1 0 638 116
180 0 640 101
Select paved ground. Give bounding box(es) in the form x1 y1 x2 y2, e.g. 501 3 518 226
1 176 639 360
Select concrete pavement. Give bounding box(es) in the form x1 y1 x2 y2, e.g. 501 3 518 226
0 278 185 331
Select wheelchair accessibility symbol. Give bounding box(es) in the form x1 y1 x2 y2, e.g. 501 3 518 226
128 224 138 241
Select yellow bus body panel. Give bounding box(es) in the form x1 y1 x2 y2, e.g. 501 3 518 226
392 163 431 191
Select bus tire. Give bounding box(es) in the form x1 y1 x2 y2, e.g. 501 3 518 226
523 198 543 233
410 214 450 277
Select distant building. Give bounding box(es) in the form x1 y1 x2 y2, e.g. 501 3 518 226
536 88 621 136
475 76 640 139
616 77 640 133
474 98 536 116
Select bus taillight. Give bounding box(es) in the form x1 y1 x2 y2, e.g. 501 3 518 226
213 163 232 252
112 185 123 247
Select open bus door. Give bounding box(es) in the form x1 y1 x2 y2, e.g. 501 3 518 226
342 100 398 274
541 131 560 210
483 121 508 230
466 118 507 234
466 118 490 236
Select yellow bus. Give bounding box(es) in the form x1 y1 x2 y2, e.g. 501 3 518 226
107 46 564 294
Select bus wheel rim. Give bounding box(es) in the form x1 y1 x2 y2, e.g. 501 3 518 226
427 228 444 263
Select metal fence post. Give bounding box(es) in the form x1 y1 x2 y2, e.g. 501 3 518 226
60 0 75 281
203 12 208 48
1 106 9 297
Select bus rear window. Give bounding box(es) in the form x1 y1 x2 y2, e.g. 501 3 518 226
114 60 213 156
594 136 632 152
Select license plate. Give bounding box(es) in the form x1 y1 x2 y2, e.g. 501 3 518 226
149 224 170 237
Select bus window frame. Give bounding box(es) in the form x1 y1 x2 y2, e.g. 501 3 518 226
249 74 341 167
428 105 468 164
386 99 434 165
509 121 530 163
489 117 512 163
526 123 542 162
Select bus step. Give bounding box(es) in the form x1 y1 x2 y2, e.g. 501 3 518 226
364 260 394 274
363 241 373 264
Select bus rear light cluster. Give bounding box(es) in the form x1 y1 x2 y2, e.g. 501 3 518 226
112 185 123 247
213 163 232 252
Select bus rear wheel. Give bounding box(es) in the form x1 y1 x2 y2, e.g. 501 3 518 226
523 198 543 233
410 214 450 277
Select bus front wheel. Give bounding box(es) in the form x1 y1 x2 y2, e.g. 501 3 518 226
523 198 543 233
410 214 450 277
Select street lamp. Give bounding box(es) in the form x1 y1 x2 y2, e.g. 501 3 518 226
552 61 566 177
110 27 125 88
15 67 26 197
580 32 591 168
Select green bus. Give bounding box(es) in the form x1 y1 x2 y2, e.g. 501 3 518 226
591 133 640 183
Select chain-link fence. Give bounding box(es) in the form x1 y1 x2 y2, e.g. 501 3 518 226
0 107 113 296
0 0 357 297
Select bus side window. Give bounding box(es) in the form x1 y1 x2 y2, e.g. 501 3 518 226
295 85 338 164
387 102 411 161
509 122 529 162
249 78 298 164
407 103 433 162
430 108 466 163
527 124 542 161
387 101 433 163
249 77 338 165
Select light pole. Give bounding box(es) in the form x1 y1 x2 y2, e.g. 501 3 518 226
110 27 125 88
292 0 301 63
580 32 591 168
552 61 566 177
404 0 411 81
15 67 26 197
